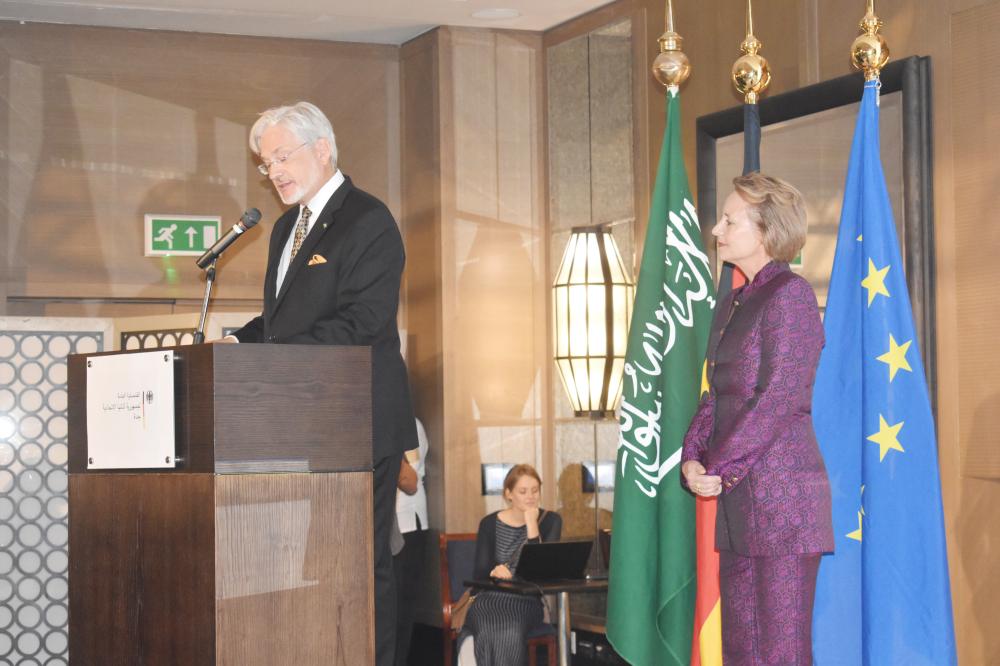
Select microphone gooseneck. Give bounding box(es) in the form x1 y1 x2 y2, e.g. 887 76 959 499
195 207 262 269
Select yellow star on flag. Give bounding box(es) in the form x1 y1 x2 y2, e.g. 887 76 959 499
847 510 863 542
867 415 905 461
877 334 913 382
847 485 865 542
861 258 890 306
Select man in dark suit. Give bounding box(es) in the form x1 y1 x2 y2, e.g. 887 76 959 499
226 101 416 666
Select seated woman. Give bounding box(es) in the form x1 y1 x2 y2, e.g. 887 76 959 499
459 464 562 666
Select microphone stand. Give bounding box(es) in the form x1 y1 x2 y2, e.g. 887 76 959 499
193 259 217 344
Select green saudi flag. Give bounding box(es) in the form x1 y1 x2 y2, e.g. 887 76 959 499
606 90 715 665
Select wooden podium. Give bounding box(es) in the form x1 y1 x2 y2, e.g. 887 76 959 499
67 344 375 665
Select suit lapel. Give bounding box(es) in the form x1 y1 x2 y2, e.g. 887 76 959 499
272 177 354 310
706 289 739 389
264 207 298 317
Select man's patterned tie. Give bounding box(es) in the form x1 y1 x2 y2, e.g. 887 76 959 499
290 206 312 260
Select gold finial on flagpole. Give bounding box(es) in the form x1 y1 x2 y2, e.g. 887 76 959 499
732 0 771 104
652 0 691 91
851 0 889 80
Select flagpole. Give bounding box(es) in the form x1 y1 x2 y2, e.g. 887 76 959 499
609 5 714 664
813 6 955 664
652 0 691 91
717 0 772 297
851 0 890 81
731 0 770 105
660 4 731 665
690 5 775 666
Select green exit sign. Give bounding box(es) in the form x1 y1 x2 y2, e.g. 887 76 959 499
144 215 222 257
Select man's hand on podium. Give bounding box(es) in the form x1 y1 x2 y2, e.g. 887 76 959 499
209 336 239 344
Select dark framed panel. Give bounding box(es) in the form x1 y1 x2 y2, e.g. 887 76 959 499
695 56 935 405
581 460 616 493
481 463 514 496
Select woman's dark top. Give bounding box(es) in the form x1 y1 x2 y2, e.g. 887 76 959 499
472 510 562 581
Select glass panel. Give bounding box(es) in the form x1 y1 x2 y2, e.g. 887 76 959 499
585 233 602 285
612 285 629 355
567 233 589 284
556 359 582 412
603 234 629 283
570 358 590 411
587 356 607 410
608 357 625 408
554 233 578 285
567 284 589 356
547 15 633 625
586 284 607 354
553 286 569 356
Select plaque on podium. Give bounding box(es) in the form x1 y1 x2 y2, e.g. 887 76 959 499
85 349 177 469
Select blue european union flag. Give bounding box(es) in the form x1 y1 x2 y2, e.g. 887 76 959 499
811 81 956 665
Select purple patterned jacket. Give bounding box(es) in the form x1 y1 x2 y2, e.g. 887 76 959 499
682 261 834 556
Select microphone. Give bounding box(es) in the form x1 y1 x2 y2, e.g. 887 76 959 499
196 208 262 269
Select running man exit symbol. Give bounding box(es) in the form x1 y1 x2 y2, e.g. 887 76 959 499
145 215 221 257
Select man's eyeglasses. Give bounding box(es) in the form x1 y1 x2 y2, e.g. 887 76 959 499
257 142 310 176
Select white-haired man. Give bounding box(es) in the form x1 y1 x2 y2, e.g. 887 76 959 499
228 101 416 666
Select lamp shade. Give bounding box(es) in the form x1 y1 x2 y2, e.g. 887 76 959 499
553 226 634 416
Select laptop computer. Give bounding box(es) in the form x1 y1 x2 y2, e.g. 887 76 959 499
514 539 593 583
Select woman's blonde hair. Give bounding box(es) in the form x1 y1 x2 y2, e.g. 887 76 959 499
503 464 542 497
732 172 807 262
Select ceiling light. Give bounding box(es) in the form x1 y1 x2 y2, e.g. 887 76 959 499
471 8 521 20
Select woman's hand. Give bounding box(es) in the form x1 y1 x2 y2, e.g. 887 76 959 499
490 564 513 580
682 460 723 497
523 507 541 540
523 507 540 526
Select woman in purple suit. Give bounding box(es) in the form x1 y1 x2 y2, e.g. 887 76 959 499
682 172 834 665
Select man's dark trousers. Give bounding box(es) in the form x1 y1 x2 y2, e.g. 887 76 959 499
374 451 402 666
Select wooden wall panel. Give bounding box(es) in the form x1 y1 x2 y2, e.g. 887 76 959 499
951 3 1000 479
0 22 399 313
436 28 549 533
547 33 593 235
399 30 445 628
400 31 444 529
949 5 1000 664
545 15 636 527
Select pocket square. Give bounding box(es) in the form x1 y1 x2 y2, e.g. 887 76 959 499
307 254 327 266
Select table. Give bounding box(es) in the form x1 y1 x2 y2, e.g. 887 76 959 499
465 578 609 666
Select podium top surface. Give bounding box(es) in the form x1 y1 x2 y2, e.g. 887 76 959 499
68 343 373 474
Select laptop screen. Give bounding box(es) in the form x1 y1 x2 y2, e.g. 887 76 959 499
515 539 593 582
